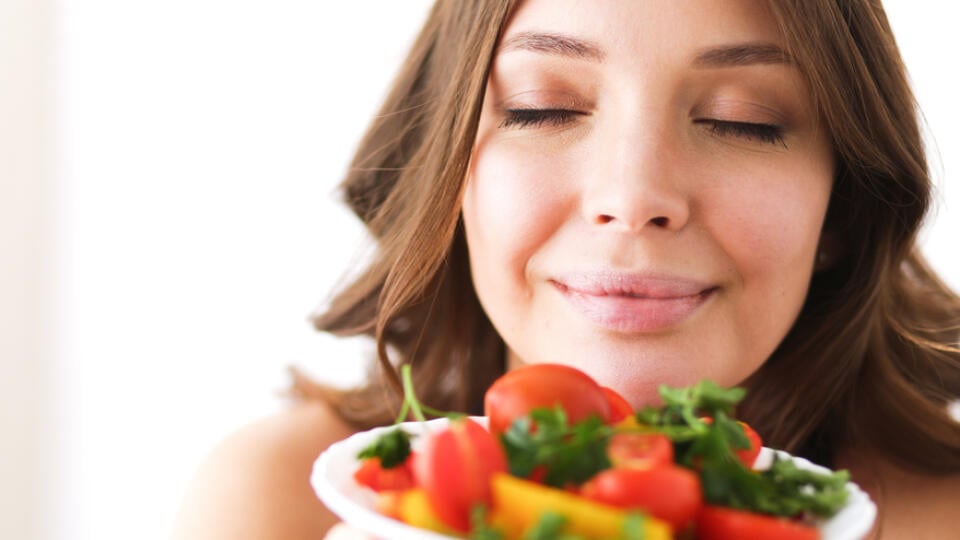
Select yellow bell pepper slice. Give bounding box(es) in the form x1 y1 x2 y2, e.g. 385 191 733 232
489 473 672 539
614 415 645 431
396 488 456 536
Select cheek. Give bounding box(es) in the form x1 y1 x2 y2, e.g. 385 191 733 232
703 157 832 348
715 183 824 272
760 177 827 267
462 144 571 295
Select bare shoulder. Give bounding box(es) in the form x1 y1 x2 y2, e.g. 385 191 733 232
172 399 358 540
840 451 960 540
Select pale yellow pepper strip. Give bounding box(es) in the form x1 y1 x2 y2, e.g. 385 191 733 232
396 488 457 536
490 473 672 539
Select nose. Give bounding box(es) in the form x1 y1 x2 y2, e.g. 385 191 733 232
580 116 690 233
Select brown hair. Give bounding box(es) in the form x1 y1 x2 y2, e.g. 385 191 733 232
299 0 960 475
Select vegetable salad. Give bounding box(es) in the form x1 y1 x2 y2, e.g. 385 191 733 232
351 364 849 539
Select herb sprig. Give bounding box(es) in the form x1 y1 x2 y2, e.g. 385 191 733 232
639 380 850 518
356 427 412 468
500 407 612 488
356 364 462 467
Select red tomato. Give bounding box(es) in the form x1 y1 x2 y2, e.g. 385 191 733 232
484 363 612 434
526 465 548 484
413 418 507 532
601 386 634 423
607 432 674 469
581 464 703 531
697 505 818 540
700 417 764 468
353 455 417 493
737 421 763 468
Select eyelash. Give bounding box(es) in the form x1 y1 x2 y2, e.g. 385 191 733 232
499 109 786 147
695 119 786 147
499 108 583 129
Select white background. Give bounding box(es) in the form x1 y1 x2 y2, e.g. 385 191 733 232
1 1 957 539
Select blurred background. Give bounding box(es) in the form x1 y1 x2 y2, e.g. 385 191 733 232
1 1 957 538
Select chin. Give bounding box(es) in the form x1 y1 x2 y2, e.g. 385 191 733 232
529 350 699 408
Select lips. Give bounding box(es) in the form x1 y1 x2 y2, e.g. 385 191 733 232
551 271 717 333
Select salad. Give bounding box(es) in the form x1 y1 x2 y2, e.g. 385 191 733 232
344 364 855 539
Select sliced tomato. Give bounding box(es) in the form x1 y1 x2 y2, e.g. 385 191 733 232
601 386 634 423
696 505 818 540
484 363 612 434
353 454 417 493
413 418 507 533
607 432 674 469
581 464 703 532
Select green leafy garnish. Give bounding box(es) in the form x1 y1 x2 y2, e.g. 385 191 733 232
500 407 612 487
636 380 849 518
356 427 412 468
700 453 849 517
636 380 746 448
357 364 470 467
764 455 850 516
522 511 568 540
621 513 647 540
469 506 505 540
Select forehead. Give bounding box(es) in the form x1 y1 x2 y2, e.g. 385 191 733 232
499 0 785 64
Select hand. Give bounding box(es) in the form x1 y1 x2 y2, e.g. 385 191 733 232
323 523 374 540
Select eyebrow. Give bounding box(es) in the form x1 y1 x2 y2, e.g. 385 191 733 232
693 43 793 66
498 31 605 62
498 31 791 68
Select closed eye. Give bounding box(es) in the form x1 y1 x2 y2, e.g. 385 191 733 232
695 119 786 147
499 108 586 129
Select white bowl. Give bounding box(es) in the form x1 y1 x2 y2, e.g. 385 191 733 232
312 417 876 539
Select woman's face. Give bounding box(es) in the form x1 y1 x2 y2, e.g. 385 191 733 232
462 0 834 406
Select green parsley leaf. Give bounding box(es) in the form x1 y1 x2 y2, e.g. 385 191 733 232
621 513 647 540
500 406 612 488
692 422 851 519
356 427 412 468
760 454 850 517
636 380 850 519
639 380 744 430
469 505 505 540
522 512 568 540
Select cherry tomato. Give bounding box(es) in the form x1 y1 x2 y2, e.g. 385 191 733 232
484 363 612 434
353 454 417 493
701 417 764 467
607 432 674 469
526 465 548 484
601 386 634 423
737 421 763 468
696 505 818 540
580 464 703 532
413 418 507 533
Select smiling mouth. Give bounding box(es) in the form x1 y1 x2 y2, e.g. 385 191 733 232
550 274 718 333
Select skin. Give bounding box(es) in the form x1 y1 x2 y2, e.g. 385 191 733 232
462 0 833 406
171 400 354 539
172 1 960 539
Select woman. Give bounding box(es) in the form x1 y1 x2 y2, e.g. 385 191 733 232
174 1 960 538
